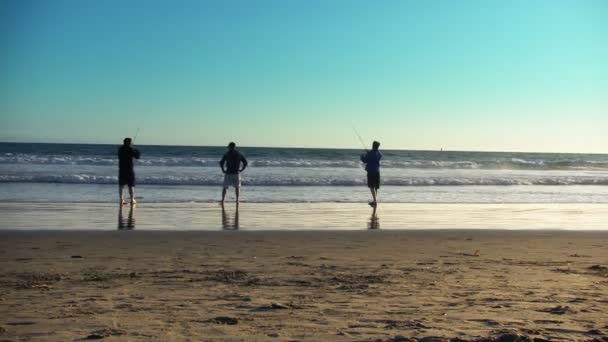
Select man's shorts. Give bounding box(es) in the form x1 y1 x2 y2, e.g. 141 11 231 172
119 170 135 187
223 173 241 189
367 172 380 190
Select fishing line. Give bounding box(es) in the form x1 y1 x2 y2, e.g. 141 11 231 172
352 126 368 152
133 118 144 142
133 127 141 142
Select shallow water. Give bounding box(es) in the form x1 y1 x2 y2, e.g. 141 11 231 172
2 183 608 204
1 202 607 230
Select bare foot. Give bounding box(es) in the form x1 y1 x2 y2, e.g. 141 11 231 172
130 199 137 204
120 199 126 206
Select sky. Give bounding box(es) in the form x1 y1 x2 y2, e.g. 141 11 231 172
0 0 606 153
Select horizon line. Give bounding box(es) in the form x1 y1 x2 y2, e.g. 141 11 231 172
0 140 606 156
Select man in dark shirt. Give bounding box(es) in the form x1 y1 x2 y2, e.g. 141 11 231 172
219 142 248 205
360 140 382 208
118 137 140 205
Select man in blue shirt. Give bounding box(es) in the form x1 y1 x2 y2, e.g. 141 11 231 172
360 141 382 208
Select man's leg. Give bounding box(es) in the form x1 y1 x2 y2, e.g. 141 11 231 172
235 187 240 205
374 173 380 206
221 188 227 204
370 187 377 205
119 185 125 205
128 186 136 204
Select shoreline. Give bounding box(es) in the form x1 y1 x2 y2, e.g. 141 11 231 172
2 228 608 234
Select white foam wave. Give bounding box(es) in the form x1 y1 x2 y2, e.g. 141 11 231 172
2 154 608 170
2 174 608 186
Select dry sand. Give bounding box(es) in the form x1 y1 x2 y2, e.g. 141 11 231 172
1 230 607 341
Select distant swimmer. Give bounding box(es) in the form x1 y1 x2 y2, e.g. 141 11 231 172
219 142 248 205
360 141 382 208
118 137 141 205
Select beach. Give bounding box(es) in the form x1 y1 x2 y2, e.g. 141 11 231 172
1 144 608 341
4 0 608 340
1 229 607 341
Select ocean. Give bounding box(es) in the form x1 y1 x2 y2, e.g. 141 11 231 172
1 142 608 204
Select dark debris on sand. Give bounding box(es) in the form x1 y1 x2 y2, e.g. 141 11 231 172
589 265 608 277
328 273 387 285
537 305 576 315
568 253 590 258
84 328 126 340
6 322 35 326
205 316 238 325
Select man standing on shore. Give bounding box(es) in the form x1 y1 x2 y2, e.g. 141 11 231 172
118 137 140 205
360 141 382 208
219 142 248 205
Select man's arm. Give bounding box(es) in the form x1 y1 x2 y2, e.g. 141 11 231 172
240 154 248 172
219 155 226 173
360 152 368 163
133 148 141 159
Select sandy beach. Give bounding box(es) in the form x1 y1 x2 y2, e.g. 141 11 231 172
1 229 607 341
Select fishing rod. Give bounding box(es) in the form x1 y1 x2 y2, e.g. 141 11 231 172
133 127 140 143
133 118 144 143
352 126 368 152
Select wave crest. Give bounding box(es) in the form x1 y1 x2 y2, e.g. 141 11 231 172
2 174 608 186
2 154 608 170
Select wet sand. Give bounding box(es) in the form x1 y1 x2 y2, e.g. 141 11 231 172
2 202 608 230
1 230 607 341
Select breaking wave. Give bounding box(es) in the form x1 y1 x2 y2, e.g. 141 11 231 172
2 154 608 170
2 174 608 186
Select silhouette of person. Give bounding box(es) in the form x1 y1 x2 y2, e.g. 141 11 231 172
118 203 136 230
221 204 240 230
118 137 140 205
360 141 382 207
219 142 248 205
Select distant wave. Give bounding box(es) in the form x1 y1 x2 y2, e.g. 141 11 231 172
2 174 608 186
2 154 608 170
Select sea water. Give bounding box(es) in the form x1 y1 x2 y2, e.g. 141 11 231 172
2 143 608 230
1 142 608 204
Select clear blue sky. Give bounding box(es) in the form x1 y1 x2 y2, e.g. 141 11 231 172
1 0 606 152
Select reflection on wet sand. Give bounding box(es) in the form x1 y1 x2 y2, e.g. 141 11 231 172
221 204 239 230
4 202 607 230
118 204 136 230
368 206 379 229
